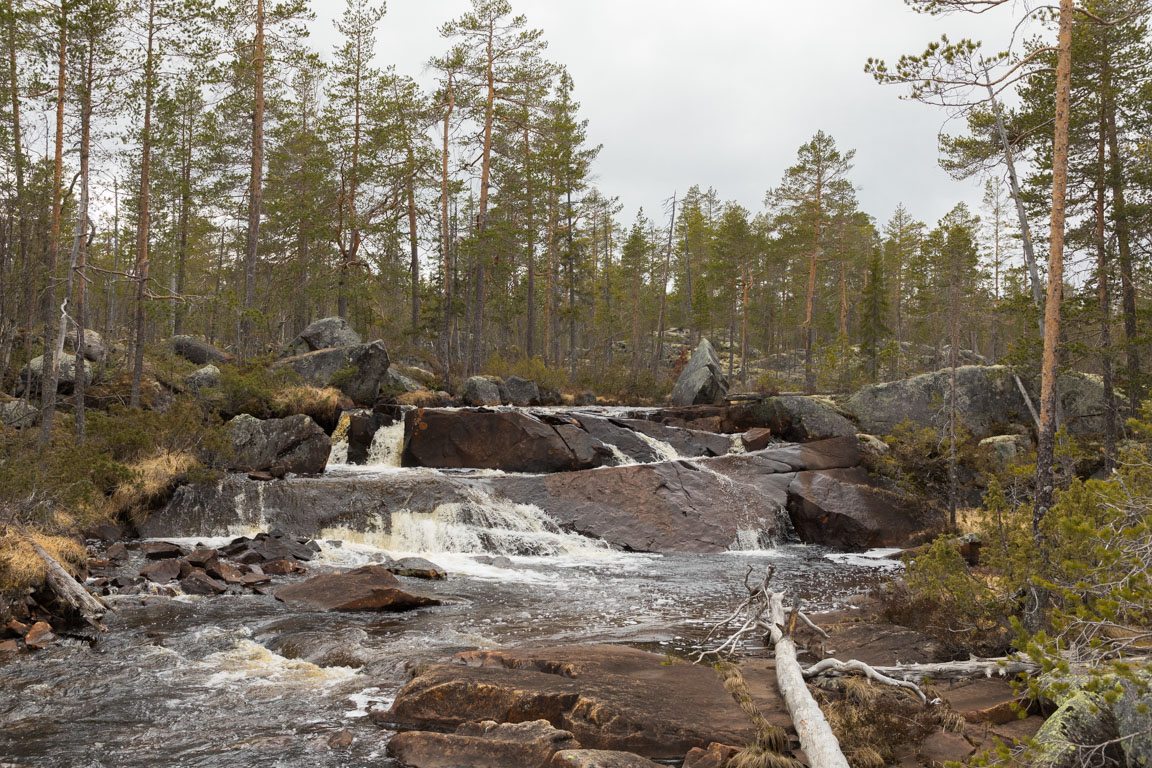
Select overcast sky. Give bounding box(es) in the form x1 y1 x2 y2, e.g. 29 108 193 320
312 0 1018 231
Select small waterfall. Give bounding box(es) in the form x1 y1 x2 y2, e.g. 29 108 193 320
226 480 269 537
604 443 637 466
630 429 680 462
320 486 609 557
365 421 405 467
328 440 349 465
729 434 747 454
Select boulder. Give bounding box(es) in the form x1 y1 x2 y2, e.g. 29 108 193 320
65 328 107 362
669 339 729 407
274 341 390 405
387 556 446 580
23 621 56 649
388 720 580 768
0 398 38 428
741 427 774 452
226 414 331 476
979 434 1031 462
786 467 945 550
550 750 663 767
402 409 608 473
184 364 221 392
612 418 732 458
682 743 741 768
505 376 542 406
768 395 857 441
180 572 227 595
283 317 362 357
141 541 186 559
15 353 90 396
139 558 182 583
383 368 422 394
462 376 504 406
171 335 229 365
378 645 789 760
275 565 440 612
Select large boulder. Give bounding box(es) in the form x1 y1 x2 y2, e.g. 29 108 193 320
669 339 729 407
0 398 38 428
403 409 609 473
65 328 107 362
184 364 221 393
226 413 331 476
283 316 362 357
505 376 542 406
388 720 580 768
786 466 944 550
377 645 789 760
760 396 857 442
461 376 504 406
274 341 390 405
274 564 439 612
171 335 229 365
15 353 90 396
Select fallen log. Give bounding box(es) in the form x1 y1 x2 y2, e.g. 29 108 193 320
807 657 1039 684
19 527 110 632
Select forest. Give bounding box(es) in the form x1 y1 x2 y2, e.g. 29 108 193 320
2 1 1152 767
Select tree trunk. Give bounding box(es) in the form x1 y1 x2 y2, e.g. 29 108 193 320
654 193 676 371
1032 0 1073 547
407 146 420 336
1096 93 1116 472
439 78 455 372
803 178 823 395
242 0 266 354
174 95 192 337
6 10 28 388
524 127 536 360
38 4 67 447
468 18 497 375
130 0 155 408
73 36 95 444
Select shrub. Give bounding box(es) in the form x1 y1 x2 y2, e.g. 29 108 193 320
483 351 569 394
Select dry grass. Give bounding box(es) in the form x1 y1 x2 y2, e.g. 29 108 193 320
110 450 198 521
714 663 803 768
0 530 86 590
273 386 351 428
397 390 442 408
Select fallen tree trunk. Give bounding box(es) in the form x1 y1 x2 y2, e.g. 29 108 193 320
20 528 110 632
807 657 1038 684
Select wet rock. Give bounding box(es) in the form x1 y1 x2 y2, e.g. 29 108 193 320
23 622 56 649
185 547 219 568
274 341 390 405
346 408 399 465
380 645 785 760
139 559 182 583
274 565 440 612
461 376 503 406
670 339 729 407
283 316 362 357
226 414 331 476
612 418 732 458
327 729 354 750
207 560 243 584
473 556 513 568
388 719 580 768
505 376 542 406
242 572 272 587
84 522 122 542
4 620 29 637
262 558 303 576
0 638 19 654
787 467 945 550
550 750 663 767
387 557 446 580
403 409 606 473
65 327 107 362
141 541 186 559
171 335 230 365
15 353 91 396
180 572 227 595
0 398 38 428
741 427 774 452
184 364 221 392
571 416 660 464
918 732 975 765
682 742 741 768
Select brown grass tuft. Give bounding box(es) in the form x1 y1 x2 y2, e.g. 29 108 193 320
0 530 86 590
110 451 198 521
273 386 351 428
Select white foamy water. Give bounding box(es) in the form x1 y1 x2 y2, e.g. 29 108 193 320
365 421 404 467
199 639 359 689
631 429 680 462
824 548 904 570
328 440 349 465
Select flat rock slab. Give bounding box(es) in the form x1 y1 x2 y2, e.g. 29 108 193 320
812 608 952 665
939 678 1027 725
550 749 663 767
388 719 579 768
275 565 440 612
378 644 788 760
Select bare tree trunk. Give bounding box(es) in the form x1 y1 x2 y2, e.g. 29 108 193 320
524 127 537 360
174 95 192 337
38 5 67 447
6 10 27 388
73 36 95 444
1032 0 1073 550
803 178 823 394
439 79 455 372
407 146 420 336
130 0 155 408
467 18 497 375
653 193 676 371
242 0 265 354
1096 96 1116 472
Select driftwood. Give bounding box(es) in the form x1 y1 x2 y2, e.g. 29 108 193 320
813 657 1039 684
19 528 110 632
801 658 932 704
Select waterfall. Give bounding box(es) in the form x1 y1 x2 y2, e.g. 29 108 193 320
320 486 609 557
630 429 680 462
365 421 405 467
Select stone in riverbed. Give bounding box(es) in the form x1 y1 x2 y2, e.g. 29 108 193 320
274 565 440 612
550 750 664 767
185 547 219 567
23 622 56 649
262 558 304 575
387 557 446 580
180 572 227 595
388 720 580 768
141 541 186 560
139 558 182 583
379 645 787 760
683 742 742 768
105 542 129 562
740 427 774 452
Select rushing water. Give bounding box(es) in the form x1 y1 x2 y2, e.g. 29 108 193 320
0 408 900 767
